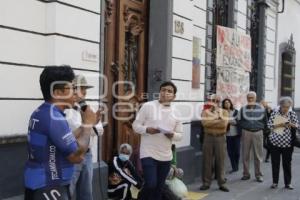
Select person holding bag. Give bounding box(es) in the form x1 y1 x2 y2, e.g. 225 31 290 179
132 81 183 200
165 144 187 199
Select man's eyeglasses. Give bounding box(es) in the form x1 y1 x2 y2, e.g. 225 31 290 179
62 85 77 91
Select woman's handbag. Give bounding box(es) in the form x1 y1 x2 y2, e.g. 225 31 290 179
291 127 300 148
263 134 271 149
263 128 271 149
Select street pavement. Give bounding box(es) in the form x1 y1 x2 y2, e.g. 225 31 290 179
188 148 300 200
5 150 300 200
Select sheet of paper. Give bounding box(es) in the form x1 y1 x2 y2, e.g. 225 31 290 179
157 121 173 134
273 115 288 125
158 127 172 134
273 115 288 135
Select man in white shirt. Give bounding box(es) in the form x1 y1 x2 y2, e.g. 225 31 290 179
133 81 183 200
65 75 104 200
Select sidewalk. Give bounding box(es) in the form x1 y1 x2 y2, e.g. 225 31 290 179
186 149 300 200
5 150 300 200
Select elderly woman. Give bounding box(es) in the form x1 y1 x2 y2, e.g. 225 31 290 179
267 97 299 189
108 144 143 200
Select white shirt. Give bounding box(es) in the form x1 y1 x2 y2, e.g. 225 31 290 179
227 110 238 136
132 100 183 161
64 105 104 149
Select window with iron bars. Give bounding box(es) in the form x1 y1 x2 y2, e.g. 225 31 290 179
205 0 235 97
206 0 267 100
246 0 260 93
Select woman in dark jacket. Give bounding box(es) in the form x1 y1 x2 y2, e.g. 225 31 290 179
261 100 273 162
267 97 299 189
222 98 240 173
108 144 143 200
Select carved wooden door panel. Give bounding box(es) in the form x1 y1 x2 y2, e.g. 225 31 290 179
103 0 148 161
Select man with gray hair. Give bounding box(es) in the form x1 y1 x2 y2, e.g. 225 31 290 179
238 91 267 182
200 94 229 192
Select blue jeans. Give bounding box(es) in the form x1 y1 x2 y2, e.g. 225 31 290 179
69 151 93 200
139 157 171 200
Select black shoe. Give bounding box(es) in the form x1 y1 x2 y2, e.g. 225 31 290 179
241 176 250 180
200 185 210 190
219 185 229 192
285 184 294 190
270 183 278 189
264 159 269 163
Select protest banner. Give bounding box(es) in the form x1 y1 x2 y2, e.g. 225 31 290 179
216 26 251 107
216 25 251 72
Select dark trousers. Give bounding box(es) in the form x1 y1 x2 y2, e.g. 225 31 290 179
265 149 271 161
270 145 293 185
226 135 241 171
108 181 131 200
139 157 171 200
263 134 271 161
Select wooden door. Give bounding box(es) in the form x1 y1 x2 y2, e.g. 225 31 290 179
103 0 148 162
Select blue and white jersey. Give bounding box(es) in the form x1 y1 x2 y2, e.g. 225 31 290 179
24 102 78 190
